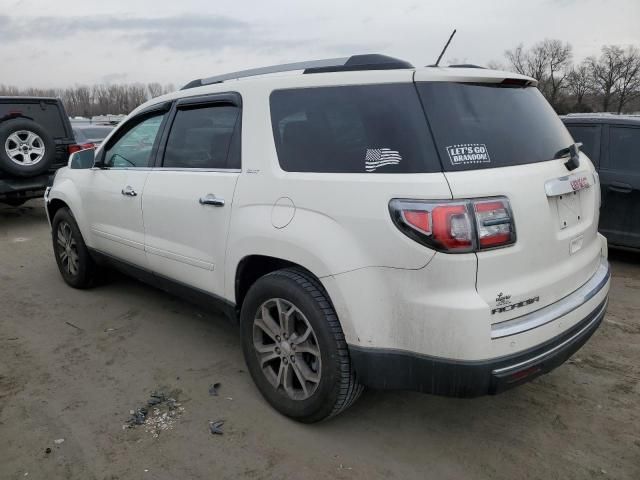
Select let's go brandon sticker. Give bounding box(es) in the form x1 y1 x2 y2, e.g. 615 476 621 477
446 143 491 166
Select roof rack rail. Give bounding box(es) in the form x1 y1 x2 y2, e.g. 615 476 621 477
181 54 414 90
448 64 485 69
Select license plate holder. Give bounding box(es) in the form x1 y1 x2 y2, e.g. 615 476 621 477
555 191 583 230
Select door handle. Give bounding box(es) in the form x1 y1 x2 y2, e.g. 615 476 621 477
608 182 632 194
199 194 225 207
121 185 137 197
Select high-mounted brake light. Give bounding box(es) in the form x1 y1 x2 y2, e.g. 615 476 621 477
389 197 516 253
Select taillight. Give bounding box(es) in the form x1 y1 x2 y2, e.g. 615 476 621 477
473 199 515 249
68 143 95 154
389 197 515 253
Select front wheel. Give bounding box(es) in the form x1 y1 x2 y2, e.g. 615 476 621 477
240 268 363 423
51 207 98 289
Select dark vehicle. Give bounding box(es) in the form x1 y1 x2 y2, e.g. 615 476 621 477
562 114 640 250
72 125 114 149
0 97 77 206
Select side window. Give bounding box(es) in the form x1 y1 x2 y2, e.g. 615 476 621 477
104 114 165 168
162 104 240 169
269 84 440 173
609 127 640 172
566 125 601 167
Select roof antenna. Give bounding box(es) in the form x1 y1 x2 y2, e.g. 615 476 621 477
434 29 457 67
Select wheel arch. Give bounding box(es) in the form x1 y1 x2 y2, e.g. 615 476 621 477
46 178 90 243
234 254 324 313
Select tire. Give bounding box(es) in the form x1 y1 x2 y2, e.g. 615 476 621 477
240 268 363 423
0 118 56 177
51 207 98 289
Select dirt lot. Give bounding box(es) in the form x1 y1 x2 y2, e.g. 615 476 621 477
0 200 638 480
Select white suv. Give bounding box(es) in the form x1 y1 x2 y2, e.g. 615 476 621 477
45 55 610 422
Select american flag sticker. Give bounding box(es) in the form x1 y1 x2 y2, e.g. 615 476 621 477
365 148 402 172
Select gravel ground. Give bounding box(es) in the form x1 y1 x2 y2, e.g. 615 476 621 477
1 200 639 480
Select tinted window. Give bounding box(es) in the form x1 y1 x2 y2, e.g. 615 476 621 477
566 125 601 166
78 127 113 141
270 84 440 173
104 114 165 168
417 83 574 171
162 105 240 169
609 127 640 172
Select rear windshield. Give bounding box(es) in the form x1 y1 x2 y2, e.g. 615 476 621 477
269 84 440 173
416 82 573 171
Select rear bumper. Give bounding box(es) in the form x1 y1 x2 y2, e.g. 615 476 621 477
349 260 610 397
0 173 55 198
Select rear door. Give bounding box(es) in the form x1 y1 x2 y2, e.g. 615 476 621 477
599 125 640 248
142 94 241 296
416 78 602 322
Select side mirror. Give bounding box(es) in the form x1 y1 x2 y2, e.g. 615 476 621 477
68 148 95 169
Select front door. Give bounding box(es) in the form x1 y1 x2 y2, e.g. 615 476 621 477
142 96 241 296
599 125 640 248
82 110 167 267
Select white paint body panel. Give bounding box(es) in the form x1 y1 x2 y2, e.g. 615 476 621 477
47 65 609 365
142 169 239 295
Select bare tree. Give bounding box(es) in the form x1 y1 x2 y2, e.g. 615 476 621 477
544 40 572 107
504 39 572 109
566 62 591 108
586 45 624 112
615 46 640 113
147 82 163 98
505 44 528 75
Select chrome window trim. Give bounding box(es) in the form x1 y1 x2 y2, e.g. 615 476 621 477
491 258 610 339
150 168 242 173
91 167 153 171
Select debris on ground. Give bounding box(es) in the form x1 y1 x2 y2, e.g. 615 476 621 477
209 420 224 435
64 321 83 331
53 438 64 445
208 382 221 396
124 389 184 438
45 448 51 454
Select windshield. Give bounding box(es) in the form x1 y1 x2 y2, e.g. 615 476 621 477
417 82 573 171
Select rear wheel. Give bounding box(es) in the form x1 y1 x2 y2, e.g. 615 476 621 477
240 268 363 422
51 207 98 289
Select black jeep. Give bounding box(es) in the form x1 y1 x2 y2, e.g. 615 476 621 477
0 97 77 206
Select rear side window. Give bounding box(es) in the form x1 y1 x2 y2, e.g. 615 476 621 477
565 125 601 166
417 83 574 171
270 84 440 173
163 105 240 169
608 127 640 172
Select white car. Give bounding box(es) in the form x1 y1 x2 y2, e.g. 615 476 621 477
45 55 610 422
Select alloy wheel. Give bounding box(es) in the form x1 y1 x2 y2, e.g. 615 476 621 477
4 130 46 166
252 298 322 400
56 221 79 276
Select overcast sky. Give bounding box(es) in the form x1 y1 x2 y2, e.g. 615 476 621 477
1 0 639 89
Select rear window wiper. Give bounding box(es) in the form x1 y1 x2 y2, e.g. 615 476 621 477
553 142 582 171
